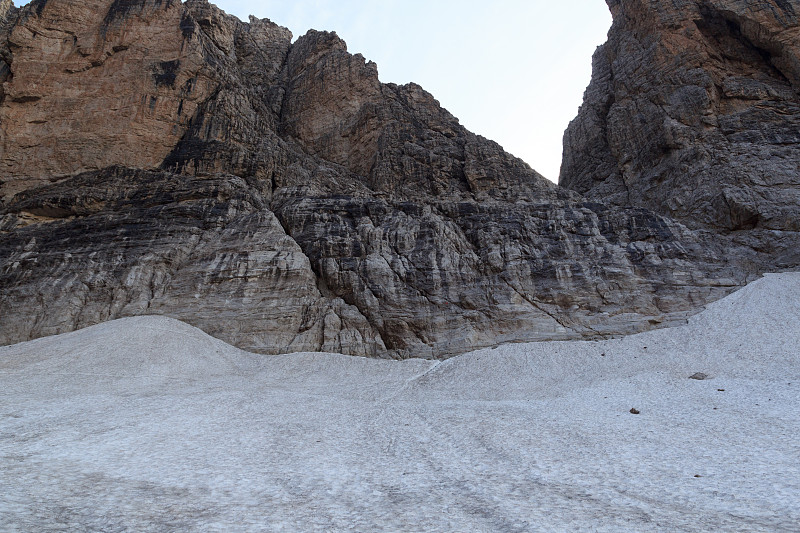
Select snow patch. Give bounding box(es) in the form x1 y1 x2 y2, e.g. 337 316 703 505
1 274 799 531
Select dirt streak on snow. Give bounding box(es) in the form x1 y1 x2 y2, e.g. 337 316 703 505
1 273 799 532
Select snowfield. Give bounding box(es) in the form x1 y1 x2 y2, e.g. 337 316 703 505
2 273 799 532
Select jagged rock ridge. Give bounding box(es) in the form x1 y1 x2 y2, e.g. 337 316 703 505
0 0 791 357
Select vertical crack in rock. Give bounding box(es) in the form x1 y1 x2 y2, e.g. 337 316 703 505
270 194 391 356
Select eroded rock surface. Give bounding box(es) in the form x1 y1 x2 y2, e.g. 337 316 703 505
1 165 753 357
562 0 800 237
0 0 794 357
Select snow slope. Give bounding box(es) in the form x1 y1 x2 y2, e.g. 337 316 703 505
1 273 799 532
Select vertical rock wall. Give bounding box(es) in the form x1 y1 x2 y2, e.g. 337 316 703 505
561 0 800 237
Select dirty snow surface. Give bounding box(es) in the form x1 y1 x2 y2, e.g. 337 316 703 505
2 274 800 532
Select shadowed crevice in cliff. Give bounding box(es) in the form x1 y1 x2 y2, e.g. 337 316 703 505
696 4 793 86
28 0 47 17
267 191 392 356
103 0 177 26
0 0 17 108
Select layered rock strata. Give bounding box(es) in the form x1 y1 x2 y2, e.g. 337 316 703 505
0 0 791 357
1 165 753 358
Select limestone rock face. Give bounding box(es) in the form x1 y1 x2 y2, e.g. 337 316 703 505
273 195 755 357
561 0 800 235
0 165 753 358
0 0 292 198
0 0 794 357
0 168 385 356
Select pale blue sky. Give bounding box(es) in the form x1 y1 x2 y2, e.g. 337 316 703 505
212 1 612 181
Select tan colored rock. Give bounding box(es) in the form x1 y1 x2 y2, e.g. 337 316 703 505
561 0 800 238
0 0 292 200
2 0 197 196
282 30 383 178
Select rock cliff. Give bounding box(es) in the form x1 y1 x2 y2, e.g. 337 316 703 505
562 0 800 242
0 0 793 357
